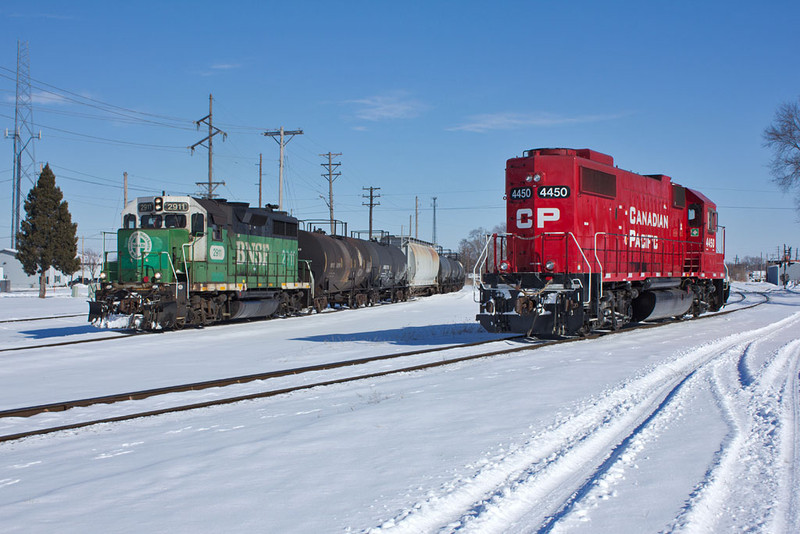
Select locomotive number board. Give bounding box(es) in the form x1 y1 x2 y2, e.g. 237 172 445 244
510 186 571 200
536 186 570 199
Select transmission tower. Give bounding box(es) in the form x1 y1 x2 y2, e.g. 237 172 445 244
362 186 381 240
320 152 342 234
189 94 227 199
8 41 39 249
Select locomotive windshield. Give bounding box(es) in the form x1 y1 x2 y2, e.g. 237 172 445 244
141 214 162 229
164 214 187 229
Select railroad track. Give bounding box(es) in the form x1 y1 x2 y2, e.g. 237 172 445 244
0 289 770 444
0 313 86 324
0 331 143 353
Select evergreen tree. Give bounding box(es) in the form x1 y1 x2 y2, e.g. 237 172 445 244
16 164 80 298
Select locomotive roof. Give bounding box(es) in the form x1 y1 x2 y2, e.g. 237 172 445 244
194 198 298 227
522 148 615 167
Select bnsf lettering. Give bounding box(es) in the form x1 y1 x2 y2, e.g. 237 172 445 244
236 241 270 265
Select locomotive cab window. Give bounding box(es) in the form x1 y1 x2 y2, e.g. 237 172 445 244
164 214 187 229
688 204 702 227
211 224 222 241
141 214 162 229
123 214 137 229
707 209 718 234
191 213 205 236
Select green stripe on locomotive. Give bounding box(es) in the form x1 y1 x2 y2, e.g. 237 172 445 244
116 226 301 288
117 228 189 283
201 230 301 288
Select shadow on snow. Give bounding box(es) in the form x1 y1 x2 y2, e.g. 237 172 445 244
292 323 504 346
20 325 99 339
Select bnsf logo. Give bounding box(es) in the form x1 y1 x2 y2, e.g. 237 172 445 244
516 208 560 229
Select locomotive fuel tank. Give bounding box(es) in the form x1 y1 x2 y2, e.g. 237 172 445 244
228 298 280 320
631 288 694 322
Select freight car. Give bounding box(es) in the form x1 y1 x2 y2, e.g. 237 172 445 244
476 148 729 337
89 196 464 330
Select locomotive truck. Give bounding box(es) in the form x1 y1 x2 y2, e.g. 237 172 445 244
476 148 729 337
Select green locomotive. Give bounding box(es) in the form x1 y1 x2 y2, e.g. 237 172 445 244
90 195 311 329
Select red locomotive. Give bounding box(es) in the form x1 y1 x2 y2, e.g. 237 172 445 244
476 148 729 336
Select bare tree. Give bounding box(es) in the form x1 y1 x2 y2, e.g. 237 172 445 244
83 248 102 279
458 223 506 275
763 98 800 213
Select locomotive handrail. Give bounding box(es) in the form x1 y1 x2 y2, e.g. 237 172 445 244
541 232 592 306
160 252 180 299
299 259 315 299
472 234 494 302
181 243 192 299
593 232 608 304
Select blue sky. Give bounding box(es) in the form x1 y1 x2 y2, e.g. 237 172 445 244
1 0 799 261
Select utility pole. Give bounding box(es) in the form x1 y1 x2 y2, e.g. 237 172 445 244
362 186 381 240
415 196 419 239
258 153 263 207
431 196 438 245
123 172 128 206
189 94 227 199
320 152 342 234
263 127 303 211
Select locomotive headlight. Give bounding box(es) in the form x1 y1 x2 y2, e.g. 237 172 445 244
545 260 556 271
99 272 107 280
499 261 510 272
527 173 542 183
154 272 162 281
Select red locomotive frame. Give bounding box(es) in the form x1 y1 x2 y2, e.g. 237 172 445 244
477 148 728 336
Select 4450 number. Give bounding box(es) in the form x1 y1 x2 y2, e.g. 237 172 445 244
537 186 570 199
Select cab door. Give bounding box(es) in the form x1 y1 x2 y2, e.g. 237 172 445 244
685 202 704 273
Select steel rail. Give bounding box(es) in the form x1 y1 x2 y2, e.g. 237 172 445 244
0 331 145 353
0 313 86 324
0 290 768 443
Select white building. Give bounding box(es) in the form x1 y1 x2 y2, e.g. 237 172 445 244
0 249 73 291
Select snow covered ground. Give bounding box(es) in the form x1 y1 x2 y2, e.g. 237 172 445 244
0 283 798 533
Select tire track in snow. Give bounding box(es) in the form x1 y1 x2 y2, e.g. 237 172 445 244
368 312 800 534
668 334 800 533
